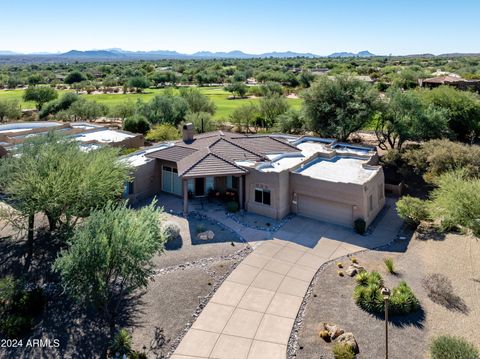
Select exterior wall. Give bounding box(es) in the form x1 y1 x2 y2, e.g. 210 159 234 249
125 160 162 205
362 167 386 227
244 168 290 220
108 133 144 149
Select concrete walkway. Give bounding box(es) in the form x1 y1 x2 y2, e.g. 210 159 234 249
172 199 402 359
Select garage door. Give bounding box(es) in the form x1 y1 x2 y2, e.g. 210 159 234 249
297 195 353 227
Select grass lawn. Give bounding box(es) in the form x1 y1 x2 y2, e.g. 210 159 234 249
0 87 302 121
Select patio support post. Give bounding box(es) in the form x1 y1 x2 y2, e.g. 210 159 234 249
239 175 244 211
183 179 189 216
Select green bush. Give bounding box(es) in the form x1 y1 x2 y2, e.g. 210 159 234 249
389 281 420 315
0 276 44 338
429 171 480 237
384 258 395 274
196 223 206 233
123 114 151 135
353 272 419 315
396 196 429 226
162 221 181 242
110 328 132 357
145 124 180 142
227 201 239 213
354 218 366 234
332 343 356 359
430 335 479 359
403 140 480 182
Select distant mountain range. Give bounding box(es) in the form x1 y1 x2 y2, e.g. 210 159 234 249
1 49 479 64
0 48 372 61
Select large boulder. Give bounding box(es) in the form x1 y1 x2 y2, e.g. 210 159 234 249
337 332 359 354
324 323 344 340
346 264 365 277
197 230 215 241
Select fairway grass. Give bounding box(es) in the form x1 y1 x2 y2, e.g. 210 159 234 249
0 87 302 121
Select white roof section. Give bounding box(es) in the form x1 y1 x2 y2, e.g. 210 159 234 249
257 153 305 173
297 141 330 156
122 143 173 167
74 129 134 144
295 156 378 184
235 160 256 168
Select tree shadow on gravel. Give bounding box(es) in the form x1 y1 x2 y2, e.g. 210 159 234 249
422 273 469 314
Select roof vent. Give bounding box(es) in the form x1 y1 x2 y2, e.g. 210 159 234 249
182 123 195 143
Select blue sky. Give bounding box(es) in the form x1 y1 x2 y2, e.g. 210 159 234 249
1 0 479 55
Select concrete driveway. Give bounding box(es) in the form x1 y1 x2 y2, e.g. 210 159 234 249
172 199 402 359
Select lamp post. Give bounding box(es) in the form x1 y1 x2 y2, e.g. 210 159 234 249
381 287 391 359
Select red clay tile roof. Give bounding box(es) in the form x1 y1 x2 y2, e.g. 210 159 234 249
146 131 301 178
146 145 197 162
177 148 248 178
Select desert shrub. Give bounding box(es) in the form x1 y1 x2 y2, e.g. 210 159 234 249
384 258 395 274
403 140 480 182
0 276 44 338
227 201 239 213
275 109 305 134
353 272 419 315
332 342 356 359
110 328 132 357
396 196 429 226
184 111 215 133
123 114 150 135
389 281 420 315
429 171 480 237
162 221 181 242
353 218 366 234
145 124 180 142
430 335 479 359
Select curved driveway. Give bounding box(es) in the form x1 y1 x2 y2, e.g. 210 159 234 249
172 199 401 359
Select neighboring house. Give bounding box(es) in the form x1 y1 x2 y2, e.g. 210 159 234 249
124 124 385 229
419 75 480 92
0 121 144 156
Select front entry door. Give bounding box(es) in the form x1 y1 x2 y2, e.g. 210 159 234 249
195 177 205 197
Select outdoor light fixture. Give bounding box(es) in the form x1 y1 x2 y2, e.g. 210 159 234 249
381 287 391 359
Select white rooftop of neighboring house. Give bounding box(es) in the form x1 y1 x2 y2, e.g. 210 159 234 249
0 121 62 134
294 156 378 184
74 129 134 144
122 143 173 167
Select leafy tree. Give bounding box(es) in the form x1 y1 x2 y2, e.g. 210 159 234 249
303 76 380 141
275 109 305 134
259 82 283 97
54 201 165 338
0 133 130 246
229 103 259 133
137 95 188 125
110 100 136 120
179 87 216 114
184 111 215 133
64 71 87 85
0 99 21 122
429 170 480 237
298 71 315 88
149 71 177 87
420 86 480 143
259 94 289 129
127 76 151 92
123 114 150 134
67 98 108 121
376 90 449 149
23 86 58 110
145 124 180 142
27 74 43 86
224 82 248 98
39 92 80 118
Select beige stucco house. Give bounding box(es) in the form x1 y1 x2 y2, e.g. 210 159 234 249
124 124 385 229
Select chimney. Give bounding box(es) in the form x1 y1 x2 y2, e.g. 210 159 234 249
182 123 195 143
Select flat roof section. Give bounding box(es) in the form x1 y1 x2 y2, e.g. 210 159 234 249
295 156 377 184
74 129 134 144
296 141 330 156
258 153 305 172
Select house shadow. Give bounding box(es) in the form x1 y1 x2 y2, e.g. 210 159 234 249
187 215 245 246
